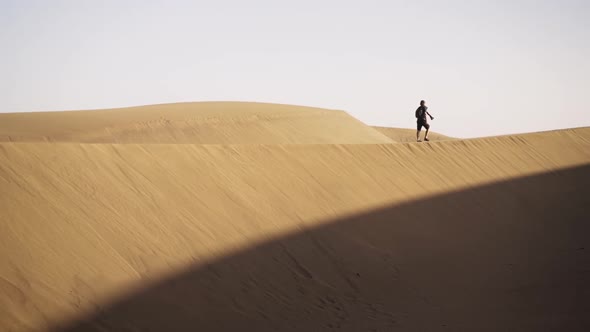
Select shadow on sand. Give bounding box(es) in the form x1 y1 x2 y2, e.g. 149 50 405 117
56 165 590 332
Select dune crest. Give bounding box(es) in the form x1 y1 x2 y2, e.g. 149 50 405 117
372 126 455 142
0 102 392 144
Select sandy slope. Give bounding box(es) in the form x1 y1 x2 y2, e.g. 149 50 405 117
0 102 392 144
372 126 455 142
1 121 589 331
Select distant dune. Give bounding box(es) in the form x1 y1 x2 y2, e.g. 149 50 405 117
1 102 589 331
0 102 392 144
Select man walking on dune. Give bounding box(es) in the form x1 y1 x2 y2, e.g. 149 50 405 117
415 100 434 142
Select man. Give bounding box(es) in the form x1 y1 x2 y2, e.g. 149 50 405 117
415 100 434 142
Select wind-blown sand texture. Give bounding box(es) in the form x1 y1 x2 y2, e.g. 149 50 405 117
1 102 589 332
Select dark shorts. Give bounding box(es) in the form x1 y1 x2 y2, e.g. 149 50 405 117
417 120 430 131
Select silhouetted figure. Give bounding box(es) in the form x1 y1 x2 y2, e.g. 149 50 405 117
415 100 434 142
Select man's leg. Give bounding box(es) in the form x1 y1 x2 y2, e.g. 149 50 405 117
424 123 430 141
416 122 422 142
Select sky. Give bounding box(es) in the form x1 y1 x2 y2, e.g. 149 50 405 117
1 0 588 138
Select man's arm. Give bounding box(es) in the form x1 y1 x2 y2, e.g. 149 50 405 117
426 111 434 120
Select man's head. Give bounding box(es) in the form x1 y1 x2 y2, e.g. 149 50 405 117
420 100 425 106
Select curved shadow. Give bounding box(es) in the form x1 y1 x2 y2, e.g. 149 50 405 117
57 165 590 331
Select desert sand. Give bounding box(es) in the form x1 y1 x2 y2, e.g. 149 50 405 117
372 126 455 142
1 102 589 332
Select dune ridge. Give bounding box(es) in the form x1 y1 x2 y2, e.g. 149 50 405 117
372 126 455 142
0 102 393 144
1 102 589 331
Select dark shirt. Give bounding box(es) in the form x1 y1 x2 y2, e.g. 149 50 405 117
416 105 428 122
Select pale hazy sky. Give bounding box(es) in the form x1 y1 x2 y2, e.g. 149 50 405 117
1 0 588 137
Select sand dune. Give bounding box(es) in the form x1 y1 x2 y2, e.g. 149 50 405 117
58 164 590 332
0 102 392 144
1 102 589 331
372 126 455 142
